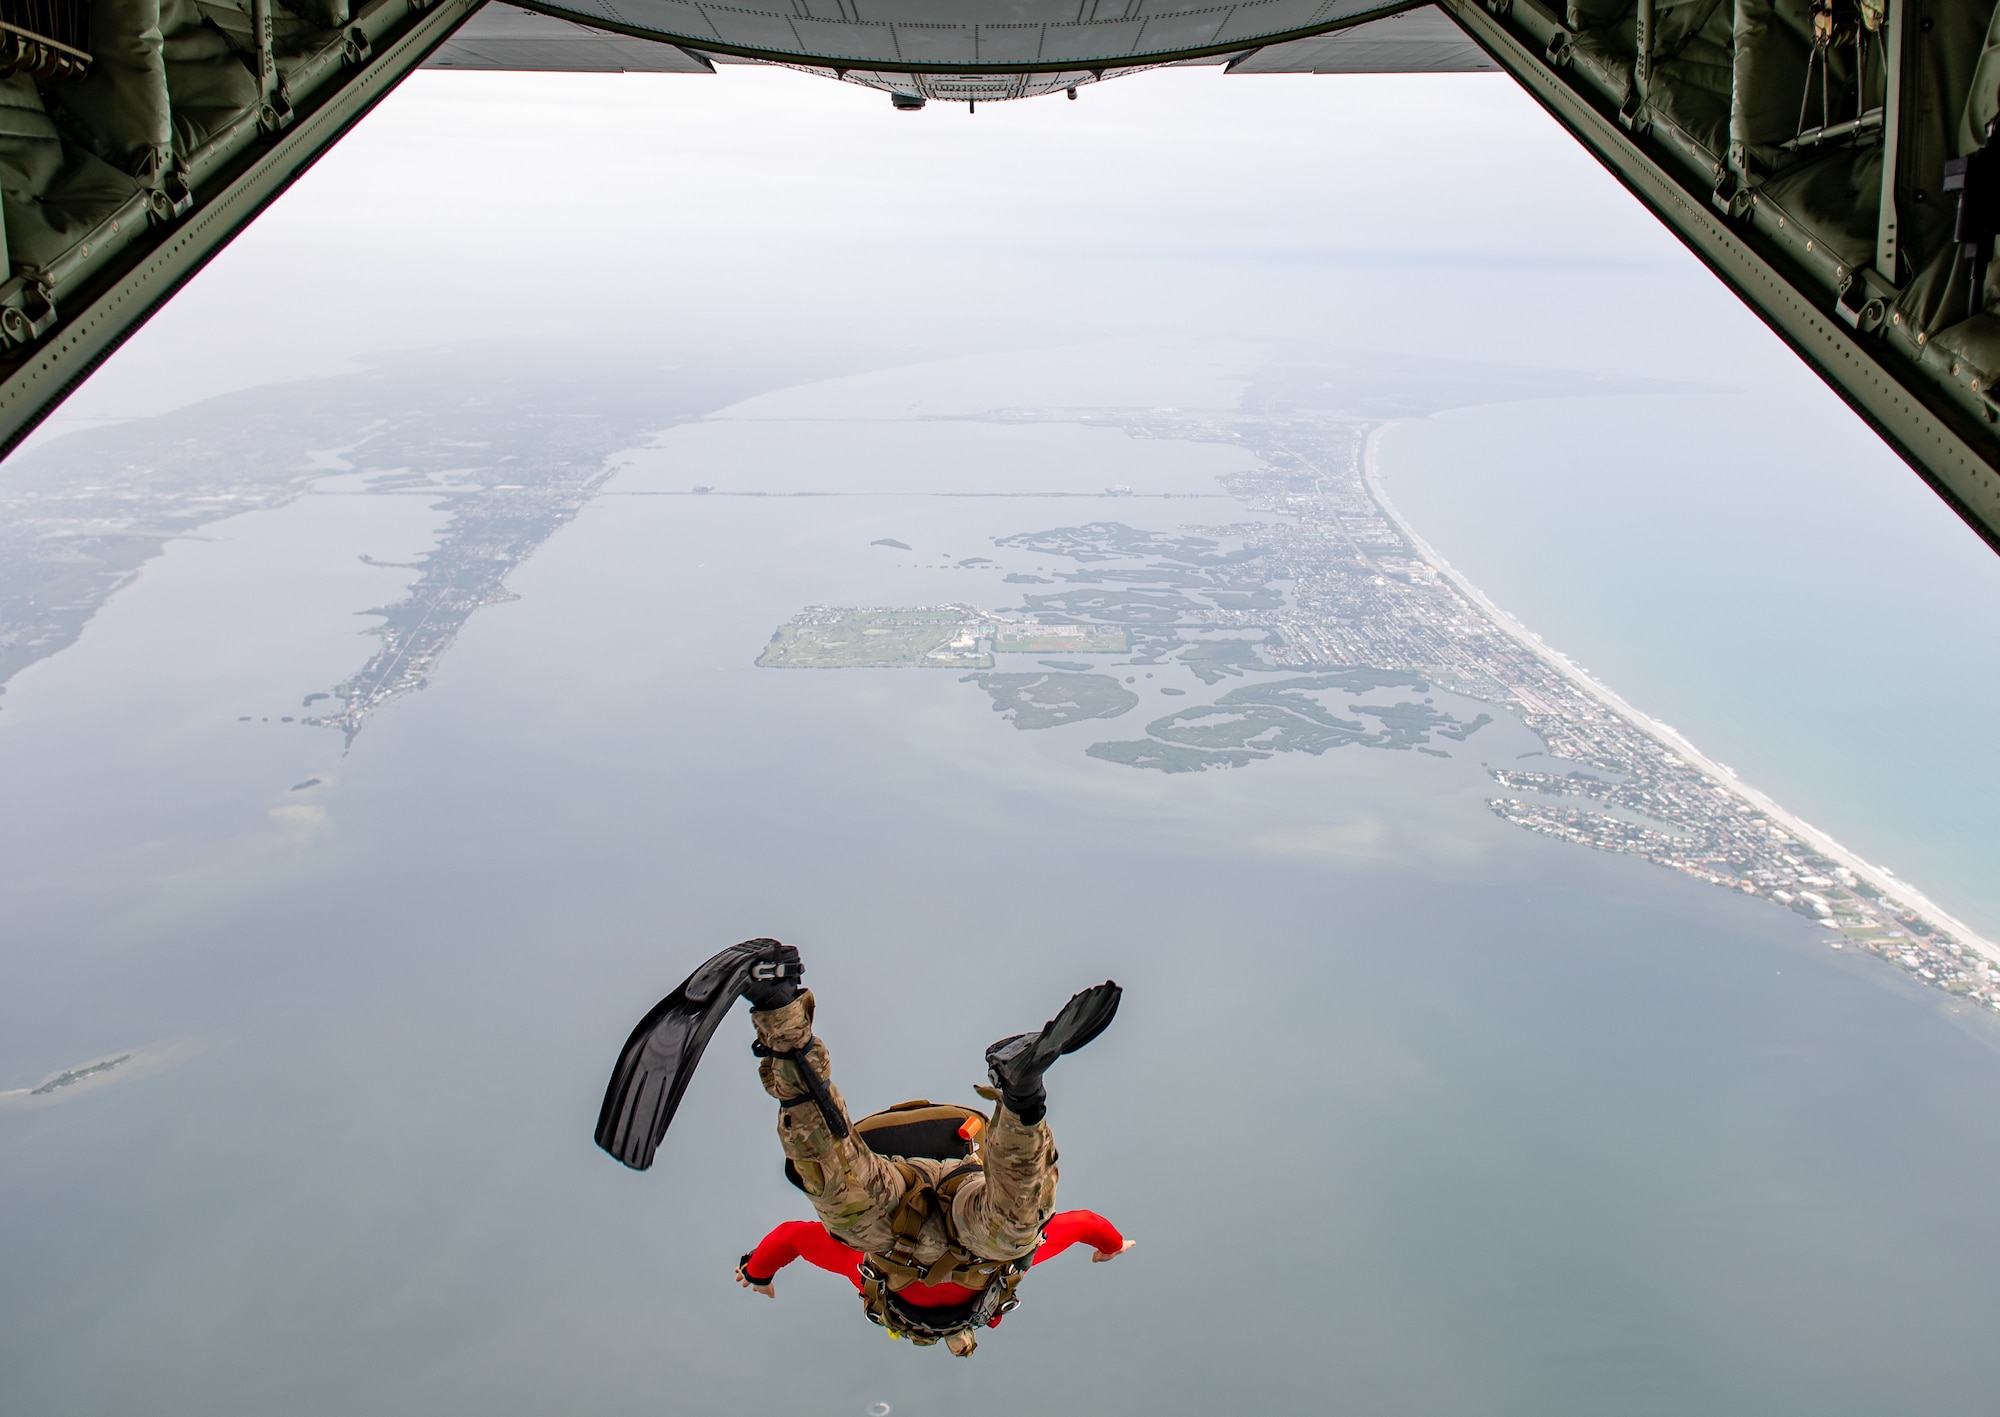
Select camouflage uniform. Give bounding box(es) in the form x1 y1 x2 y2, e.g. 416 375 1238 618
749 989 1058 1268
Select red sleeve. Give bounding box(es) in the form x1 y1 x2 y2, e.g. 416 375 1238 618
1031 1211 1125 1266
743 1221 812 1282
745 1221 865 1291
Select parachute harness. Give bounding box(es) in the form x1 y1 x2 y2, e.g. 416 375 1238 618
856 1161 1035 1345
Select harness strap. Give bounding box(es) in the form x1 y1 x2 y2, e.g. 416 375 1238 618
855 1246 1038 1342
871 1159 1015 1291
749 1039 849 1139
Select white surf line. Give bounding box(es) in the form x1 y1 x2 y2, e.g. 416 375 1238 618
1361 422 2000 968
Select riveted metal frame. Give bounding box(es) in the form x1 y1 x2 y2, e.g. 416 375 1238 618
0 0 481 458
1437 0 2000 553
517 0 1421 75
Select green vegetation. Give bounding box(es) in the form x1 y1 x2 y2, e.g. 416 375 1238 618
1177 640 1277 684
758 608 991 669
1021 587 1195 625
963 672 1138 729
0 533 160 689
1118 627 1182 664
994 522 1262 569
1364 702 1484 745
1088 672 1490 775
31 1054 132 1096
1085 740 1264 773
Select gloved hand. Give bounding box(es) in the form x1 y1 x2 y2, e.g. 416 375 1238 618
740 938 803 1011
735 1255 776 1297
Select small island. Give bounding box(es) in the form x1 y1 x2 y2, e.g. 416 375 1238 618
31 1053 132 1096
964 672 1139 729
756 607 992 668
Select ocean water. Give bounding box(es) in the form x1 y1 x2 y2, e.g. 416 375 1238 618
1376 393 2000 939
4 355 2000 1417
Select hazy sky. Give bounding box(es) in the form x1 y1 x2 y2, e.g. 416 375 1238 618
33 62 1853 439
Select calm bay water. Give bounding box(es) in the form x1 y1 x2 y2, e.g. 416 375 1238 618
3 356 1998 1417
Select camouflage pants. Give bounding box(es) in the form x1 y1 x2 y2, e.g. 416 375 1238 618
750 990 1057 1267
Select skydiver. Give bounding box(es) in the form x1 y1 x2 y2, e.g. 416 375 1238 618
733 942 1126 1354
733 1209 1135 1351
594 937 1126 1357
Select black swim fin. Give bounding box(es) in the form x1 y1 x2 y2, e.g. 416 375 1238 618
594 940 782 1170
985 979 1122 1121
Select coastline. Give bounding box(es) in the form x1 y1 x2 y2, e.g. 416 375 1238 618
1362 421 2000 968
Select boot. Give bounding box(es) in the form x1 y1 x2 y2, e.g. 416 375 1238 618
985 980 1121 1125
